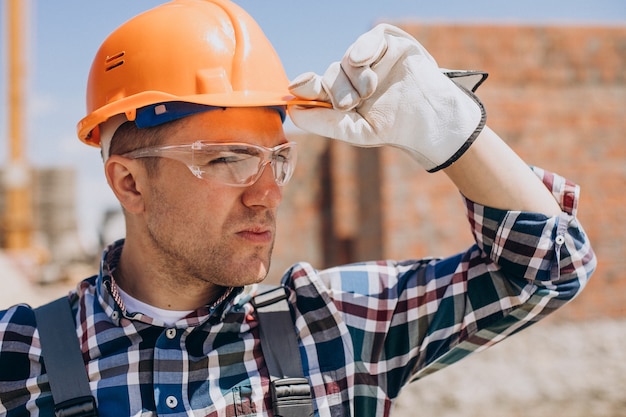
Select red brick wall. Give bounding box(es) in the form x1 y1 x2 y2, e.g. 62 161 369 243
393 23 626 320
270 24 626 320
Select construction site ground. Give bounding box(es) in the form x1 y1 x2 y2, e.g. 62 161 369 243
1 253 624 417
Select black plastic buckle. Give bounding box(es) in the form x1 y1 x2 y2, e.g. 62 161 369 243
270 377 314 417
55 396 98 417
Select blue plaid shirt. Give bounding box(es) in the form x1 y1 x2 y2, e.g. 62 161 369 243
0 168 596 417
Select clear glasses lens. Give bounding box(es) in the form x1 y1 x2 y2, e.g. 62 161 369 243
123 142 297 187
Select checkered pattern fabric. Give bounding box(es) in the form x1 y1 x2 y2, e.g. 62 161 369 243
0 168 595 417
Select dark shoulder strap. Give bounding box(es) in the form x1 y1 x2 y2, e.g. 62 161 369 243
35 297 98 417
252 286 314 417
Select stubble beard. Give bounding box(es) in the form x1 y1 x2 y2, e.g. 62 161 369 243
145 211 275 291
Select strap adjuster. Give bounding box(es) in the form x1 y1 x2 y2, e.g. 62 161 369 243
54 396 98 417
270 377 314 417
251 286 288 309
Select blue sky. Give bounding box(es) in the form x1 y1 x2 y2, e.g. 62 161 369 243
1 0 625 248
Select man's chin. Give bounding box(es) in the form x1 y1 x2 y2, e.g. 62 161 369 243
252 261 271 284
231 258 272 287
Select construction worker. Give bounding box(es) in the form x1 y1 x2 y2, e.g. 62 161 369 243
0 1 596 416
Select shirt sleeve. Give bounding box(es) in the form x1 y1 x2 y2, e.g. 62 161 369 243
318 167 596 398
0 304 53 416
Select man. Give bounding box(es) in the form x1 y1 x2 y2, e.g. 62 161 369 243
0 0 596 416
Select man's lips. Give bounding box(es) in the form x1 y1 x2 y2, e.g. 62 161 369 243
236 227 273 243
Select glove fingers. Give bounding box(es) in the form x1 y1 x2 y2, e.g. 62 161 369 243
288 72 330 101
347 24 419 65
345 24 388 67
341 24 438 101
321 62 361 110
289 23 439 112
340 25 388 100
289 63 362 111
289 106 372 146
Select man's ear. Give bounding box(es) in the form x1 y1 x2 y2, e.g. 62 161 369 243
104 155 147 214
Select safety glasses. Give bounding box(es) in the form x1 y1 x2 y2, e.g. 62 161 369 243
122 141 297 187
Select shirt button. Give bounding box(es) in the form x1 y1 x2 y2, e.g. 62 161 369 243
165 395 178 409
166 328 177 339
555 235 566 245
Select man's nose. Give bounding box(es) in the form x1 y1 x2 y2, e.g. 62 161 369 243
241 162 283 209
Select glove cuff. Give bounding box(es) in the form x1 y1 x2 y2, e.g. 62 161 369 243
426 71 488 173
427 88 487 172
444 70 489 93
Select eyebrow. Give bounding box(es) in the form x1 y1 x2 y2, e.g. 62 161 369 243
199 145 262 155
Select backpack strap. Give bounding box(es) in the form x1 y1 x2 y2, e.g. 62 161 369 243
252 286 314 417
34 297 98 417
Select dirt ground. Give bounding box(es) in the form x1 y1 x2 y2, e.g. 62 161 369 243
393 318 626 417
2 254 624 417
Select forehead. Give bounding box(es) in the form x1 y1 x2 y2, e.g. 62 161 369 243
167 107 286 147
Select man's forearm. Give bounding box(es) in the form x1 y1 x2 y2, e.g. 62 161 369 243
444 126 562 216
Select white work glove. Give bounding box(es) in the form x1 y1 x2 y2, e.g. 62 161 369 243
288 23 488 172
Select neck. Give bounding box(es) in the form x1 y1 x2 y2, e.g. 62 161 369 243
115 239 229 311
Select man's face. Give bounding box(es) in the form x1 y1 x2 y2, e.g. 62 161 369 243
139 107 287 288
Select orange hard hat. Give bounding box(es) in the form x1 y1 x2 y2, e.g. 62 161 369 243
77 0 327 147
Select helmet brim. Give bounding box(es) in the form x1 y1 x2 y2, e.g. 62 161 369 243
77 92 331 147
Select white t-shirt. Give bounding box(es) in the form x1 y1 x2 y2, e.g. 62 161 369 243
116 285 193 326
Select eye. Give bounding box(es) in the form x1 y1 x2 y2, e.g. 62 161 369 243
209 155 248 165
273 149 292 164
197 151 253 166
